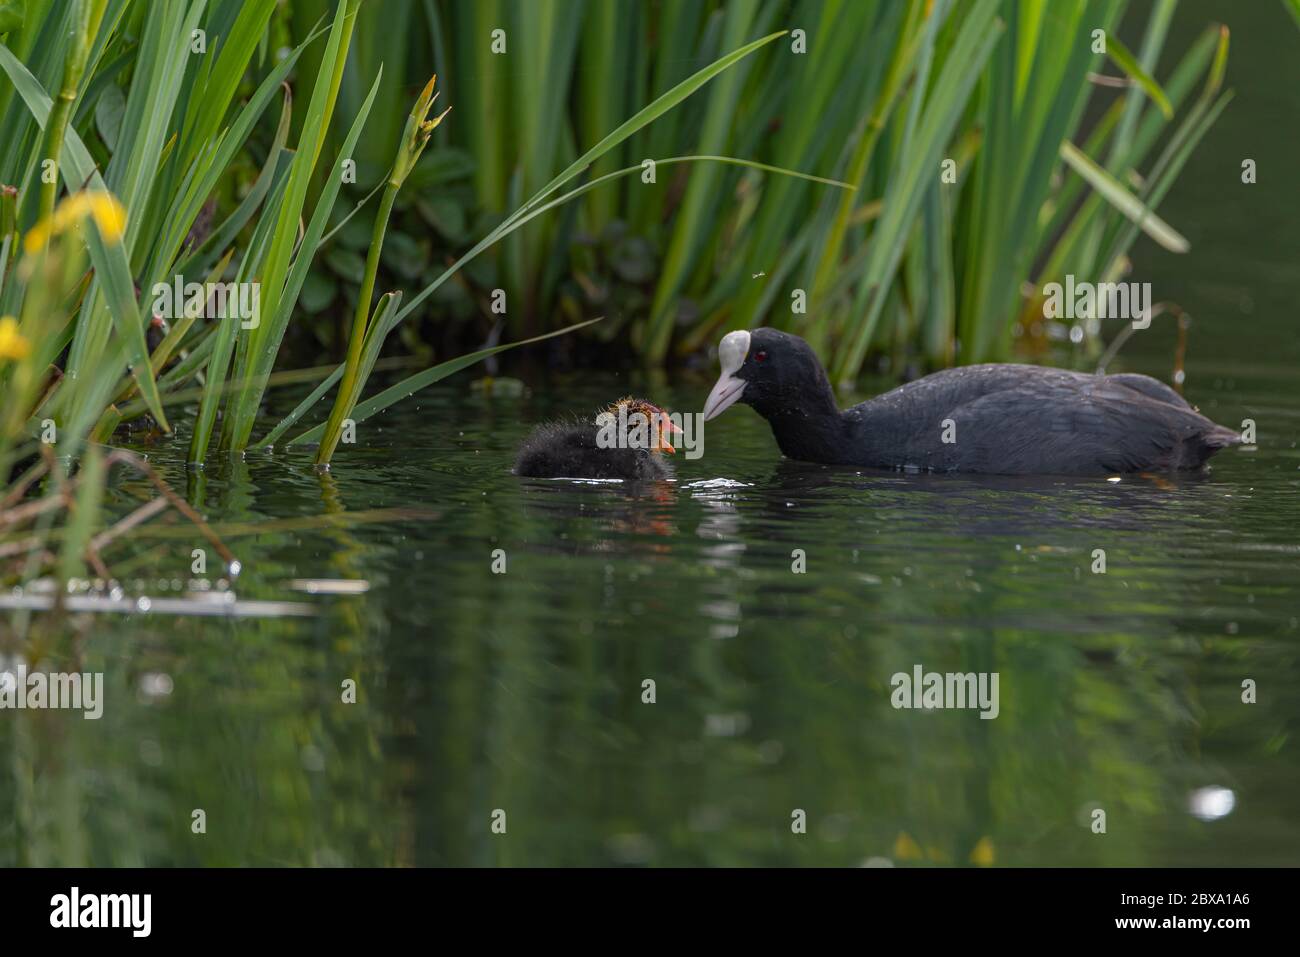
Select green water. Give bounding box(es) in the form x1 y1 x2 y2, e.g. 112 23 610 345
3 0 1299 866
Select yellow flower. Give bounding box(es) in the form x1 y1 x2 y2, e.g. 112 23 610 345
969 836 995 867
893 831 923 861
24 190 127 254
0 315 31 361
86 191 127 242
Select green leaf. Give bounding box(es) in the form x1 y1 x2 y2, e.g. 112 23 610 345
300 269 337 313
1059 140 1189 253
286 318 605 446
409 147 475 188
510 29 789 226
419 196 466 243
154 17 315 286
93 82 124 152
325 246 366 284
261 153 851 445
1105 32 1173 119
381 230 429 279
222 0 362 450
1283 0 1300 32
0 39 171 431
394 154 852 329
0 2 24 34
336 211 374 250
58 443 105 583
833 0 1004 382
176 80 294 278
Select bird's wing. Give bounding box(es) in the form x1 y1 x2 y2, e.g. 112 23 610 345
899 377 1227 474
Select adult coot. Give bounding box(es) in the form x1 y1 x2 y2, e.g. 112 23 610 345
516 397 681 481
701 328 1240 475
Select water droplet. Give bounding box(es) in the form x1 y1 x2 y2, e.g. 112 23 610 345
1188 786 1235 821
138 672 174 700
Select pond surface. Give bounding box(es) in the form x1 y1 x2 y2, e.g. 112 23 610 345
3 0 1298 867
3 343 1296 866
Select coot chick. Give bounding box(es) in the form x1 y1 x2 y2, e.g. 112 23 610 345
515 397 681 481
702 328 1240 475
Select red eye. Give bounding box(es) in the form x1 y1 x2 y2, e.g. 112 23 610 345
753 350 768 363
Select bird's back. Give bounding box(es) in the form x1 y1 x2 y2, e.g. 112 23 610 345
515 420 671 480
841 365 1239 474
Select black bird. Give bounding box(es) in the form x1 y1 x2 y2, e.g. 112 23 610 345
701 328 1240 475
515 397 681 481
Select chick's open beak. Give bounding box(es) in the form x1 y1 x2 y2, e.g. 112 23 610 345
653 411 682 453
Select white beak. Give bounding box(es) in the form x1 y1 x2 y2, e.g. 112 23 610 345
702 330 751 422
702 374 746 421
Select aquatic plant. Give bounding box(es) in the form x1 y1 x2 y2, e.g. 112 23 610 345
0 0 1254 570
310 0 1237 384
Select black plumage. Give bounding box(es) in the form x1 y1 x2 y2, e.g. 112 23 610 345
702 328 1241 475
515 398 678 481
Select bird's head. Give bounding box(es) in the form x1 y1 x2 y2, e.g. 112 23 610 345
702 328 828 421
600 396 683 453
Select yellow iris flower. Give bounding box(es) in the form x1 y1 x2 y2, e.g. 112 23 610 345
0 315 31 361
24 190 127 254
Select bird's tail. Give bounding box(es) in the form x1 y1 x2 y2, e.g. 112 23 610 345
1203 424 1243 449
